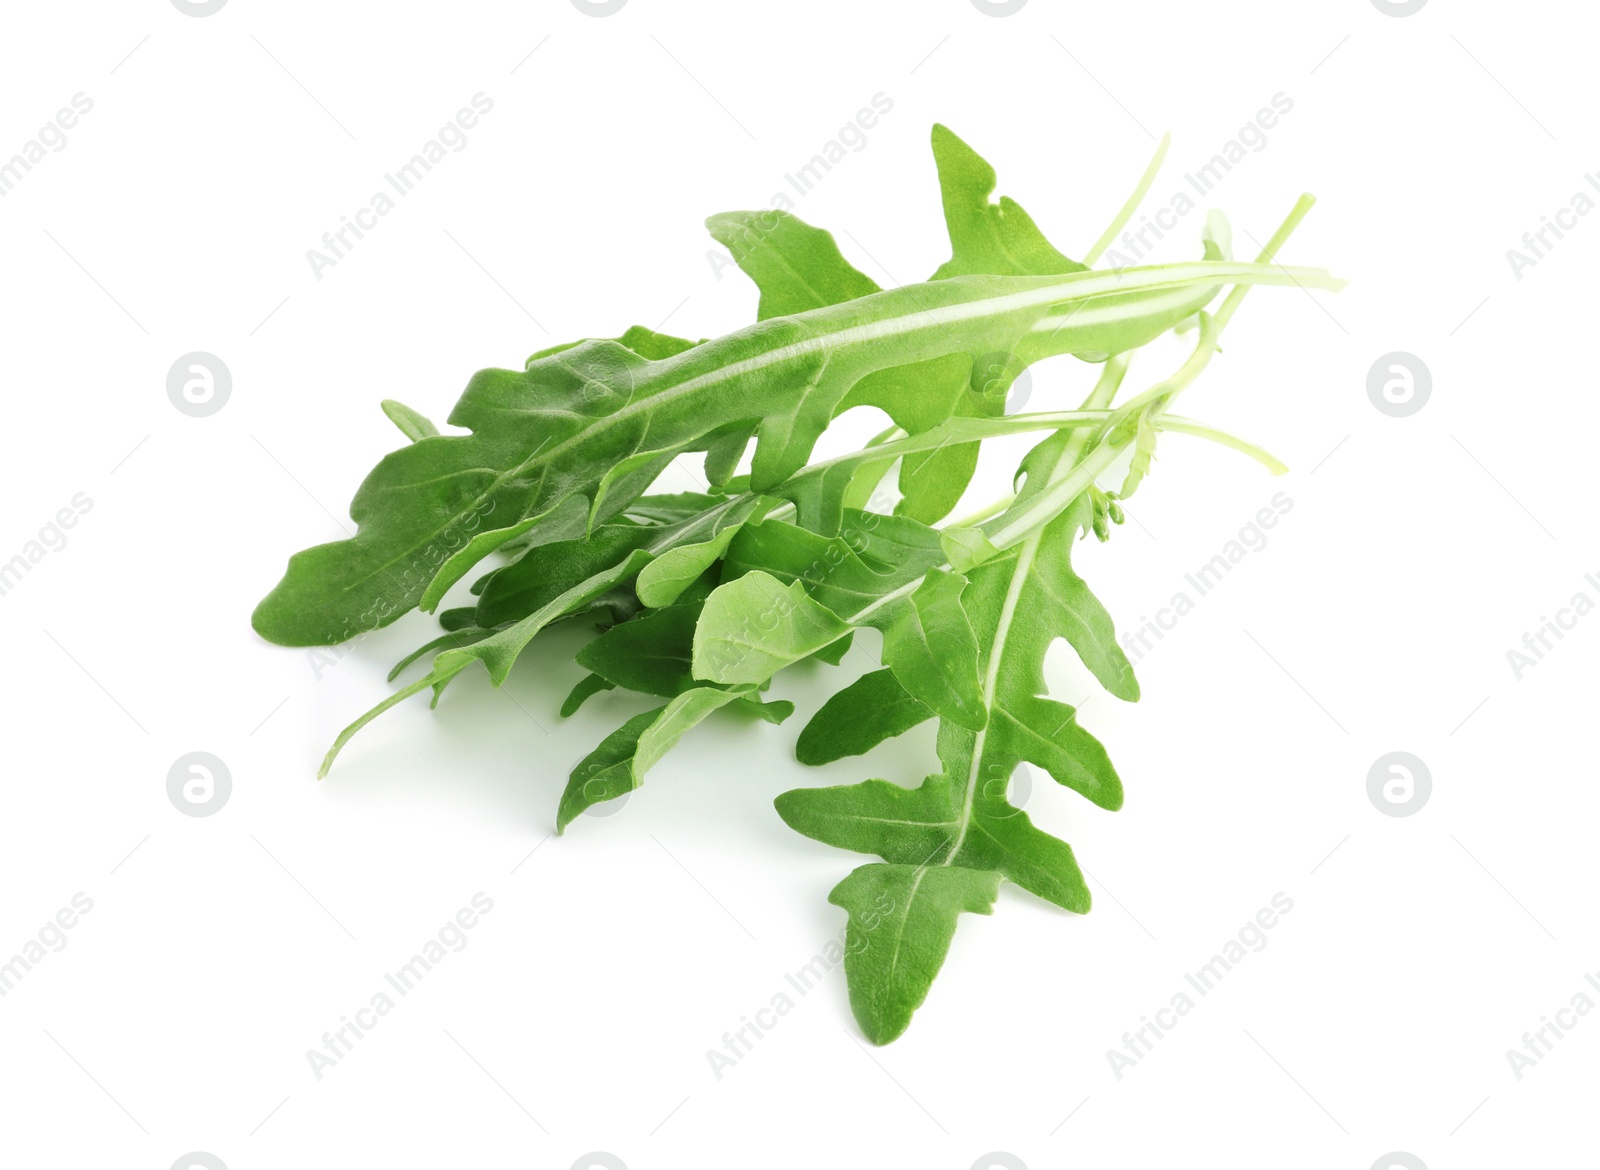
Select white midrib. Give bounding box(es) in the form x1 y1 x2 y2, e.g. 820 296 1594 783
923 359 1130 861
938 534 1036 865
910 367 1125 868
339 262 1323 608
884 866 926 988
841 425 1127 668
483 262 1329 485
832 441 1120 832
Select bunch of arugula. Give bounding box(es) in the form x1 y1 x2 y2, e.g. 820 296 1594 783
254 125 1340 1044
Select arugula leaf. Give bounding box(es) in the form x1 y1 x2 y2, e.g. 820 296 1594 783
529 324 704 365
930 124 1088 279
559 687 793 829
561 673 615 717
830 863 1001 1045
706 209 879 319
849 123 1092 522
773 494 1133 1040
770 198 1330 1044
256 253 1333 647
576 601 701 697
264 123 1342 1049
474 494 762 627
693 508 994 727
694 573 855 683
381 400 439 442
795 669 932 766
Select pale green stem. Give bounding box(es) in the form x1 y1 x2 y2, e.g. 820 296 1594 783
1084 134 1172 266
841 193 1317 527
810 409 1112 475
945 492 1016 529
1155 416 1288 475
1212 194 1317 333
984 435 1131 549
319 676 435 778
985 195 1324 549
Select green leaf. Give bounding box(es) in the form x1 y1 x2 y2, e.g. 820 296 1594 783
872 122 1093 521
939 525 1001 575
767 407 1110 537
701 429 749 487
419 514 548 613
692 573 852 685
480 494 593 568
558 706 661 829
796 669 933 766
438 607 479 632
840 352 972 437
698 510 993 730
588 449 680 529
707 209 879 319
528 324 703 366
829 863 1000 1045
634 502 760 609
256 257 1336 646
878 570 985 731
318 549 661 777
775 489 1140 1037
720 510 948 615
833 119 1093 523
381 400 439 442
807 629 854 666
561 673 615 717
612 324 704 360
476 495 759 627
388 628 492 682
274 124 1342 1051
777 773 962 867
895 438 984 526
734 694 795 723
624 492 730 524
558 685 777 828
929 123 1088 279
577 602 699 698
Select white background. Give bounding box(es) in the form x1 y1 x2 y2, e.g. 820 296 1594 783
1 1 1594 1168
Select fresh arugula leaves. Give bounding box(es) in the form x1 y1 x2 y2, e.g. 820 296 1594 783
257 124 1340 1045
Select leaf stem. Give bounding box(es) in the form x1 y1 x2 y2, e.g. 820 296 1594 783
979 194 1321 551
944 492 1016 529
319 674 439 779
1212 194 1317 333
1155 416 1288 475
807 409 1114 477
1084 134 1172 266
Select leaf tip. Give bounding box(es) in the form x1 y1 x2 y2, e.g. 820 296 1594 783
855 1012 910 1047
